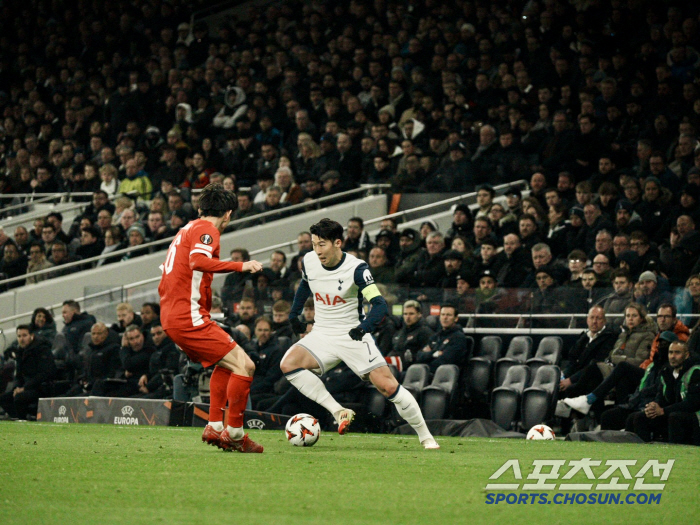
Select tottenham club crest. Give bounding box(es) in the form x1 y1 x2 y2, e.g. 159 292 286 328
200 234 213 245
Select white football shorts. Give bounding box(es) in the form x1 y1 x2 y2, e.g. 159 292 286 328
294 328 387 376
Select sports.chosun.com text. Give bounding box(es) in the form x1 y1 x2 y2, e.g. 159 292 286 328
486 492 661 505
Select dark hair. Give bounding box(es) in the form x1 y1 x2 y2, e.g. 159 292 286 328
30 307 53 327
198 183 238 217
348 216 364 228
658 302 677 317
272 250 287 263
611 268 631 281
142 302 161 315
230 247 250 261
440 303 458 315
16 324 33 334
310 218 344 242
62 299 81 312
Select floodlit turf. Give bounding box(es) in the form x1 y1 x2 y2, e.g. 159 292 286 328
1 422 698 525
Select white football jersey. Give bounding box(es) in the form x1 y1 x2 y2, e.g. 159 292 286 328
302 251 375 333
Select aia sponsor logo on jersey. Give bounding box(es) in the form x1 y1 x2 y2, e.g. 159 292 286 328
315 292 347 305
200 234 213 245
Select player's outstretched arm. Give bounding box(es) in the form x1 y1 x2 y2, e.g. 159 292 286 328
242 260 263 273
190 253 245 274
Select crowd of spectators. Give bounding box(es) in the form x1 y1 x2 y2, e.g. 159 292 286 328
1 0 700 295
2 0 700 442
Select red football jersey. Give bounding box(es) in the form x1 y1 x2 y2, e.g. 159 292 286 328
158 219 242 330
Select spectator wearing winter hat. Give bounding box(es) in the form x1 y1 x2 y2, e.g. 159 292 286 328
665 184 700 233
394 228 423 286
440 249 473 291
375 229 399 266
614 199 643 235
445 203 473 245
504 187 523 217
163 209 189 238
565 206 586 255
122 223 150 261
638 271 673 314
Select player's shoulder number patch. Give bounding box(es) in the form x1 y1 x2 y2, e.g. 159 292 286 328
200 234 213 245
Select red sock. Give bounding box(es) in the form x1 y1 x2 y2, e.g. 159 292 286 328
226 374 253 428
208 366 231 423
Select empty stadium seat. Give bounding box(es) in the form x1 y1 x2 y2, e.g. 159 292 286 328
494 336 533 386
79 332 92 356
464 336 502 402
364 387 388 432
424 315 439 332
526 337 562 376
402 364 431 401
521 365 561 430
421 364 460 419
276 336 291 352
51 333 68 361
491 365 530 430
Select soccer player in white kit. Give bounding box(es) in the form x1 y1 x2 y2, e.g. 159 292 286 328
281 218 439 449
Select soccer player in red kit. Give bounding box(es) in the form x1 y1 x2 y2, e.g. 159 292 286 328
159 184 264 452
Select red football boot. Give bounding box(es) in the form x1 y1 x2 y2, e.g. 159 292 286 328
220 430 264 453
336 408 356 435
202 424 229 450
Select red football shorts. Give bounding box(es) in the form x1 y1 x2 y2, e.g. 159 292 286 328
165 321 237 367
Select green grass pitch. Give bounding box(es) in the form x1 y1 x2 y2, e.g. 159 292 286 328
1 422 698 525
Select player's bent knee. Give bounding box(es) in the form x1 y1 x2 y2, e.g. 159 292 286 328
369 367 399 397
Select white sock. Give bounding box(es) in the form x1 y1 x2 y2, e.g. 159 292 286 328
388 386 432 442
226 426 244 440
209 421 224 432
286 369 344 416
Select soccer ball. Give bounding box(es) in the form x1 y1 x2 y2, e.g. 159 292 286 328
285 413 321 447
526 424 556 440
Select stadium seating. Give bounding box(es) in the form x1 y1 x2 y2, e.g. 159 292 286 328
402 364 431 402
464 336 502 402
491 365 530 431
494 336 533 387
276 336 291 353
420 364 460 420
51 333 69 380
521 365 561 430
525 337 563 376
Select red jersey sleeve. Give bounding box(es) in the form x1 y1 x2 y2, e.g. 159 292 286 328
159 219 243 330
187 221 243 273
